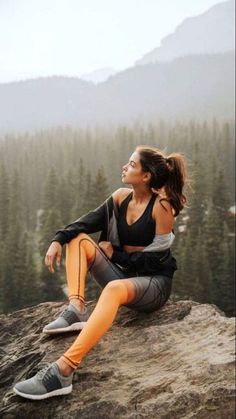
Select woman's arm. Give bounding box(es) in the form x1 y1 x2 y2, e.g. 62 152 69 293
50 187 126 247
50 199 107 246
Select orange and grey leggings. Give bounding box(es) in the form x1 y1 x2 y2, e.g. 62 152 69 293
59 233 172 370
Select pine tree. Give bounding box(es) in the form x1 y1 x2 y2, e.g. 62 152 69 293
58 170 76 226
175 229 193 299
42 167 60 213
0 163 10 237
38 168 65 302
15 231 42 308
215 222 235 316
192 228 212 303
71 158 86 219
39 209 65 302
204 199 226 308
90 166 109 209
81 169 93 215
212 168 231 219
1 169 26 313
187 164 206 247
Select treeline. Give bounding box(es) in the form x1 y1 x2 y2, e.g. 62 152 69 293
0 119 235 316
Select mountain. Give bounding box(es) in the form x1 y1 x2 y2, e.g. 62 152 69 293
0 299 235 416
0 51 234 134
136 0 234 65
0 76 95 134
80 67 117 84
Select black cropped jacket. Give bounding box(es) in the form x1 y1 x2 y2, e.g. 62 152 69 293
50 194 177 277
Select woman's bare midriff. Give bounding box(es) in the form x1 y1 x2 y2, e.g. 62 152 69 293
123 245 145 253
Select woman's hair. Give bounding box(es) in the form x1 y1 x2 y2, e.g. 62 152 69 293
135 145 189 216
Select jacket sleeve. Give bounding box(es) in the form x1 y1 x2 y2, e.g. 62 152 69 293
110 248 173 275
50 200 107 246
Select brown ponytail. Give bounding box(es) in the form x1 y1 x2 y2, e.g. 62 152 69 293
164 153 188 216
136 145 189 217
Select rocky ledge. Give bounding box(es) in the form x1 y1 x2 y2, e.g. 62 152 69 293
0 299 235 419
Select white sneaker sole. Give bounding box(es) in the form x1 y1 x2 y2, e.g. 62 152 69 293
42 322 87 334
13 384 72 400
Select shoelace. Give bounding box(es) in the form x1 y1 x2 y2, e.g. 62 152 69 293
61 308 70 318
36 362 53 380
61 306 87 319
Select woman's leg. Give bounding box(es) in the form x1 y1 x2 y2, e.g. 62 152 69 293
56 232 138 374
65 232 131 311
59 236 172 373
56 278 137 372
65 233 104 311
122 275 173 313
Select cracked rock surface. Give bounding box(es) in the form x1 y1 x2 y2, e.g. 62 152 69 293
0 299 235 419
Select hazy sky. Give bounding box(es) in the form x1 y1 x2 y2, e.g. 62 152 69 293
0 0 225 83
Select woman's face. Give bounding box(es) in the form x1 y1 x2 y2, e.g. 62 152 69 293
121 151 150 186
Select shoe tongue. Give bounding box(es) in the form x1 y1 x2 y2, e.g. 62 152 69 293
52 362 60 375
36 362 53 379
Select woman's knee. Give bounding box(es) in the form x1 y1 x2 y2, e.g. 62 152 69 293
103 279 127 294
66 233 98 265
67 233 91 245
102 279 134 304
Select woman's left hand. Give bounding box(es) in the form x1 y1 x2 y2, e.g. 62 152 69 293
98 241 114 259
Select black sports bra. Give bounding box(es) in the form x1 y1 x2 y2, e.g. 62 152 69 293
117 191 156 247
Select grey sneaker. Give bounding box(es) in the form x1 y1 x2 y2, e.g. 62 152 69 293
42 303 89 334
13 362 73 400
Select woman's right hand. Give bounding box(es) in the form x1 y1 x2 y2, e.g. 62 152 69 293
44 241 62 273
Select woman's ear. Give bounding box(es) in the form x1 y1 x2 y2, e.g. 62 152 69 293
143 172 152 183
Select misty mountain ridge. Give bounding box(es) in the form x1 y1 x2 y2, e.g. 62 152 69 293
66 0 234 84
0 0 234 135
136 0 234 65
80 67 117 84
0 51 234 135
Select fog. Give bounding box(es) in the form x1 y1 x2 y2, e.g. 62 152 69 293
0 0 226 83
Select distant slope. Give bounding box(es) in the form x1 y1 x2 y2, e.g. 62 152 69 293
136 0 234 65
80 67 117 84
0 52 234 134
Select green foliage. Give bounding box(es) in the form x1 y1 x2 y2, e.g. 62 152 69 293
0 120 234 316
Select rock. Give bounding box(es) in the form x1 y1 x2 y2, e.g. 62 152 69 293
0 299 235 419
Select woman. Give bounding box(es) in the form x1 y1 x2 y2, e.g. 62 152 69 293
13 145 188 400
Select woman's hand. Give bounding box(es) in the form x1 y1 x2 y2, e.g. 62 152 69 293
44 241 62 273
98 241 114 259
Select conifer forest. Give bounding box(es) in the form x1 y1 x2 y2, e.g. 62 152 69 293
0 119 235 317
